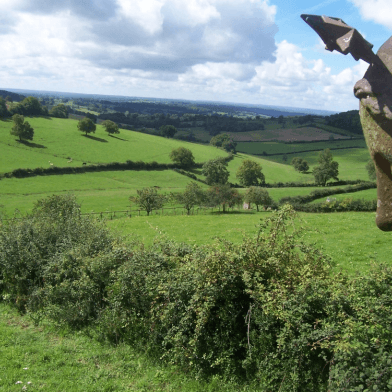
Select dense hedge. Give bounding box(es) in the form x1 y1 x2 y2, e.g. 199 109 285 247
1 154 234 180
279 182 376 205
1 195 391 390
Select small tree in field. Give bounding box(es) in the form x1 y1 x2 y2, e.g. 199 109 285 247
236 159 265 186
206 184 243 213
291 157 309 173
130 187 166 216
77 117 96 136
172 182 205 215
102 120 120 135
10 114 34 141
244 187 273 211
169 147 195 168
313 149 339 186
202 158 229 185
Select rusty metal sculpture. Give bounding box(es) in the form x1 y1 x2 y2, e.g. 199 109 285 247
302 14 392 231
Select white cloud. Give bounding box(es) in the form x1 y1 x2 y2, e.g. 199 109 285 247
349 0 392 30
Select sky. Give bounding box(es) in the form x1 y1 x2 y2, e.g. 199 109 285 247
1 0 391 112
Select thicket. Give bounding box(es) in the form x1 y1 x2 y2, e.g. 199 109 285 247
0 195 391 390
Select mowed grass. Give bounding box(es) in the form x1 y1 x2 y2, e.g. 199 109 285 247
0 170 203 215
0 117 227 173
0 304 254 392
107 211 389 275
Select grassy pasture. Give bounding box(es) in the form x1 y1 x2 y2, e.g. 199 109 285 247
236 139 367 156
0 304 250 392
0 117 227 173
309 188 377 203
107 211 388 275
0 170 203 215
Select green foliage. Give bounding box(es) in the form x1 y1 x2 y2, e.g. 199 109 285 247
291 157 309 173
244 187 273 211
77 117 96 135
210 133 237 153
206 184 243 212
130 187 166 215
49 103 68 118
236 159 265 186
202 158 230 185
102 119 120 135
313 149 339 186
10 96 44 116
169 147 195 168
10 114 34 141
366 159 376 181
160 125 177 138
0 97 8 118
172 182 205 214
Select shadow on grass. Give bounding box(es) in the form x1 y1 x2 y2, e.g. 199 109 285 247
0 118 12 122
189 168 203 175
83 134 108 143
109 135 128 141
18 140 46 149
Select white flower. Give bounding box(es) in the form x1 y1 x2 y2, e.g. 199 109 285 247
23 368 28 370
15 381 23 384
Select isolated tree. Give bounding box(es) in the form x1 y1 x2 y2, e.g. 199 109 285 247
49 103 68 118
130 187 166 216
206 184 243 213
244 187 273 211
77 117 96 136
202 158 229 185
366 159 376 181
169 147 195 168
313 149 339 186
291 157 309 173
210 133 237 153
102 120 120 135
236 159 265 186
10 114 34 141
160 125 177 138
172 182 205 215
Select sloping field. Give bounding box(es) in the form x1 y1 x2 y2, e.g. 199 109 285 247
227 127 350 142
0 170 201 215
0 117 227 173
236 139 367 156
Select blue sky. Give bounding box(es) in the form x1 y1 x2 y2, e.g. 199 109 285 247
0 0 391 112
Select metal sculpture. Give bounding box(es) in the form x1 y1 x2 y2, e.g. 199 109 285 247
302 14 392 230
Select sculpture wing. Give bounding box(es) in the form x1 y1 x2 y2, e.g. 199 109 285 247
301 14 375 64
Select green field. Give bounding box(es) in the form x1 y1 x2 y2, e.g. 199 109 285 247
107 211 387 275
236 139 367 156
0 117 227 173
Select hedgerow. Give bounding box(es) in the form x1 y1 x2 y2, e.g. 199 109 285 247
0 195 391 390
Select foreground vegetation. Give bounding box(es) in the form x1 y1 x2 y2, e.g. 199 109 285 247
1 195 391 391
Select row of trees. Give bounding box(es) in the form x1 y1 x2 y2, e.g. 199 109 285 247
77 117 120 136
130 183 273 215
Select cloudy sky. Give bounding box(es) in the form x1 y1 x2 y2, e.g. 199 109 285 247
1 0 391 112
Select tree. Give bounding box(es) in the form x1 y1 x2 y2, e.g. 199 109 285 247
49 104 68 118
291 157 309 173
77 117 96 136
206 184 243 213
313 149 339 186
10 114 34 141
202 158 229 185
172 182 205 215
210 133 237 153
0 97 7 118
244 187 273 211
366 159 376 181
236 159 265 186
130 187 166 216
169 147 195 168
102 120 120 135
160 125 177 138
11 96 43 116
